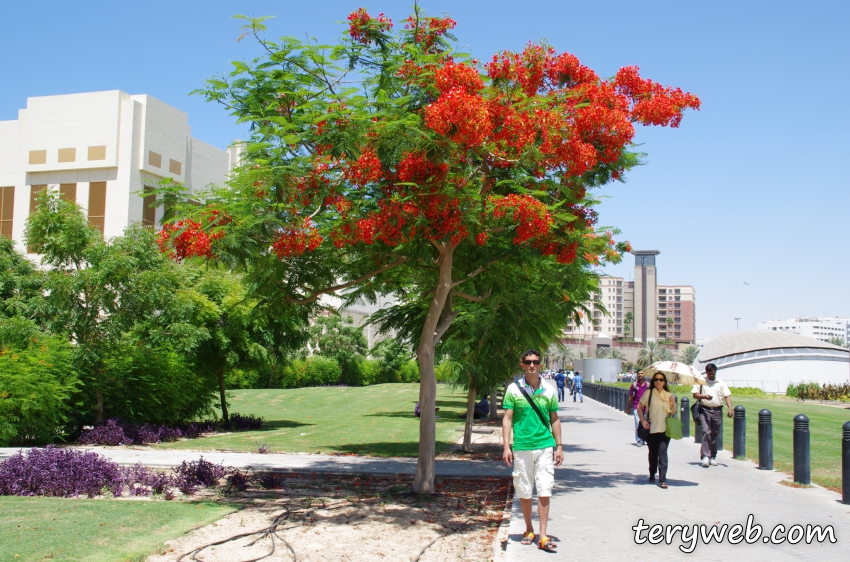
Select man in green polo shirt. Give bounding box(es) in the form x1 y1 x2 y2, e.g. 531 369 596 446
502 349 563 552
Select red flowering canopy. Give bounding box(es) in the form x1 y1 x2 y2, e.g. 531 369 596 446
164 8 699 492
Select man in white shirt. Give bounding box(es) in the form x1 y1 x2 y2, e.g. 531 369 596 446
692 363 733 467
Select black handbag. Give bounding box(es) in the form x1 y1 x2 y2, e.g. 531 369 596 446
690 385 703 422
637 390 652 441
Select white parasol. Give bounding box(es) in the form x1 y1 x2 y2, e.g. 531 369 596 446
642 361 706 386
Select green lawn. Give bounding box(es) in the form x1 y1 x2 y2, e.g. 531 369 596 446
0 497 235 561
158 383 470 457
717 396 850 491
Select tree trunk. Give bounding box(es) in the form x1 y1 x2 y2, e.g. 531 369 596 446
217 367 229 424
412 243 455 494
489 386 499 421
95 391 104 425
462 378 476 453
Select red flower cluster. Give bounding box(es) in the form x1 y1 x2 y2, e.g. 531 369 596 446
404 15 456 52
271 219 323 258
490 194 553 244
614 66 701 127
348 9 392 45
540 241 579 264
343 149 383 187
486 44 598 96
434 61 484 94
396 151 448 186
157 219 223 261
424 89 491 147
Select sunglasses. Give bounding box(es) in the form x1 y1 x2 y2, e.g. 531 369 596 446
653 378 665 382
522 360 541 365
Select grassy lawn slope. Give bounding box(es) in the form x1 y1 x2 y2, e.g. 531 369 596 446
158 383 470 457
0 497 235 561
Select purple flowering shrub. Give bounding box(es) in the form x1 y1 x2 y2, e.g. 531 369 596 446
0 446 124 497
225 470 250 493
78 419 217 446
77 415 261 446
258 472 285 490
173 458 229 495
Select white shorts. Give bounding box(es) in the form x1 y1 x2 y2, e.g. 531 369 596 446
512 448 555 499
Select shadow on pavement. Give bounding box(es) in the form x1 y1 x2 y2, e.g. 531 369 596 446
548 468 701 491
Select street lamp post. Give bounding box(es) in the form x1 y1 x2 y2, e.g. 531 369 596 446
734 317 741 331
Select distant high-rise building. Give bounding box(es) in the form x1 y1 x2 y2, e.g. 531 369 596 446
563 251 696 344
758 317 849 344
633 250 660 341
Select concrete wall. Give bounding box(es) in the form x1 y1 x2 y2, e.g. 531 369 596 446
575 358 623 383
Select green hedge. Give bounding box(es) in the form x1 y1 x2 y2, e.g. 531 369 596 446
0 332 81 446
279 356 343 388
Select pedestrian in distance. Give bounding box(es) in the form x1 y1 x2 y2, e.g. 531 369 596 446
637 372 676 488
502 349 563 552
692 363 733 467
572 371 583 403
554 369 567 402
628 370 650 446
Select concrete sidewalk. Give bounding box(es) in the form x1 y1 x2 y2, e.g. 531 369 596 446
0 446 510 478
505 395 849 561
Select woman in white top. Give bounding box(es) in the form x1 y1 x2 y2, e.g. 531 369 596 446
637 372 676 488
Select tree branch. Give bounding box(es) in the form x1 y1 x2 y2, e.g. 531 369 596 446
433 293 454 345
452 289 491 303
284 257 408 305
450 259 500 288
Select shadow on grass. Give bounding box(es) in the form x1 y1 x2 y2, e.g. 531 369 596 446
259 420 315 430
364 412 463 422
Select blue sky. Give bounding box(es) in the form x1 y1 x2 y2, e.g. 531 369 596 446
2 1 847 339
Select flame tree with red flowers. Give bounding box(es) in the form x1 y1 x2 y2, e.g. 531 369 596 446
161 6 700 492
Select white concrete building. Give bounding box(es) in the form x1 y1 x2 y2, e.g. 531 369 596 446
0 91 239 252
758 317 849 345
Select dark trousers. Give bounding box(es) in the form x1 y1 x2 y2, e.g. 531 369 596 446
699 408 722 459
557 386 565 401
647 432 671 482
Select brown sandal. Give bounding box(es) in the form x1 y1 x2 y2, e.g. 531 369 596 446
660 482 668 489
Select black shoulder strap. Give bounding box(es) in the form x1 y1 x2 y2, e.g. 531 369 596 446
516 382 553 435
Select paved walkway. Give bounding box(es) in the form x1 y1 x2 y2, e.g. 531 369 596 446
505 395 849 561
0 445 509 478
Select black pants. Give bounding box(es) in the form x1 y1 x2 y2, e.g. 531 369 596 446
647 432 671 482
699 408 722 459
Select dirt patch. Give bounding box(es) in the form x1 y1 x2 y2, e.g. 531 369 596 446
438 421 505 462
147 473 511 562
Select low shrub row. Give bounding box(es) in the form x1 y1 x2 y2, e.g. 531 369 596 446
786 382 850 401
265 357 420 389
77 414 263 446
0 447 235 499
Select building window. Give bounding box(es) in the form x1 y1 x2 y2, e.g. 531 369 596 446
59 183 77 203
88 145 107 161
28 185 47 253
675 289 680 294
28 150 47 165
58 148 76 163
675 332 681 338
169 159 182 176
142 186 156 226
88 182 107 234
0 186 14 239
149 151 162 168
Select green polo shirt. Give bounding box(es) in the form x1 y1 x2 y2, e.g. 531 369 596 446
504 376 559 451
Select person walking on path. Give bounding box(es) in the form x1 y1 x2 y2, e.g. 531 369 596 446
637 372 676 488
572 371 583 402
554 369 567 402
502 349 563 552
692 363 733 467
628 371 650 446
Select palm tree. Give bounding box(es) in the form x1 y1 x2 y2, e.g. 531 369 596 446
636 340 669 370
623 312 634 339
595 346 609 358
678 344 700 365
609 349 625 360
548 344 578 369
